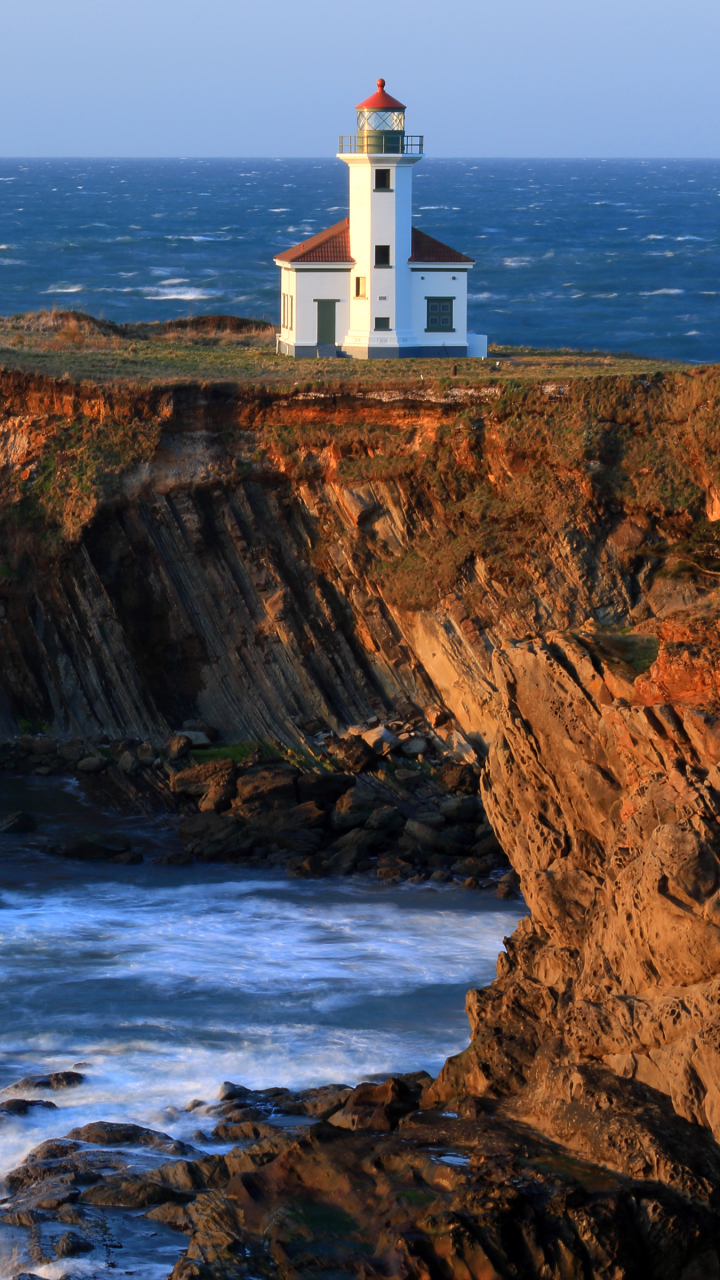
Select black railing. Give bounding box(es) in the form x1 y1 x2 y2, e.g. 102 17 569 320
338 135 424 155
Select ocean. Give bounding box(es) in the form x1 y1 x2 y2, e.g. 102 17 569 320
0 157 718 362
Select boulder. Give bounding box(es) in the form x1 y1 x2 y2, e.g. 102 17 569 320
437 762 479 794
365 804 405 833
328 737 375 773
0 1098 57 1115
182 719 220 742
295 771 355 807
401 736 427 757
4 1071 84 1092
31 738 56 756
60 835 132 861
55 1232 93 1258
328 1077 417 1132
362 725 400 754
166 735 192 761
117 751 137 774
331 787 379 831
58 741 85 762
76 756 105 773
438 795 482 822
235 764 298 810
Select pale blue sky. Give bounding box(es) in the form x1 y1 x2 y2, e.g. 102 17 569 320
1 0 718 158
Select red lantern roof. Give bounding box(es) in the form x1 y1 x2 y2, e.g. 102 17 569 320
356 79 406 112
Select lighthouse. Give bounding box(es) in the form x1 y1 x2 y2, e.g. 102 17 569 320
275 81 486 360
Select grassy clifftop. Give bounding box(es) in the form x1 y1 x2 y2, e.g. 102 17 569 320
0 309 689 388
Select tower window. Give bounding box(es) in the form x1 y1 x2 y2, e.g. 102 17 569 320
281 292 293 331
426 297 454 331
355 276 366 298
374 317 390 331
374 169 391 191
375 245 391 267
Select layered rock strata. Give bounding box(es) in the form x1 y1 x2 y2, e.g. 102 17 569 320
4 364 720 1274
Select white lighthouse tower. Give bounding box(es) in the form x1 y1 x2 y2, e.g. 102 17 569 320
275 80 486 360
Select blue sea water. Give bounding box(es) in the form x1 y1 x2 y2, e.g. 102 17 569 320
0 157 718 362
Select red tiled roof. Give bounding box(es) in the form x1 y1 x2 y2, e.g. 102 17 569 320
409 227 474 264
356 79 406 112
274 218 354 265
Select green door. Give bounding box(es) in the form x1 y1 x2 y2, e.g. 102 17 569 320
317 300 336 346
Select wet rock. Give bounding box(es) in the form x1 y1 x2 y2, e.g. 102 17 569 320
66 1121 194 1155
154 848 194 866
0 812 36 834
59 835 132 862
144 1201 195 1233
217 1081 252 1103
75 756 105 773
4 1071 84 1092
330 787 378 831
166 734 193 761
80 1177 189 1208
57 741 85 763
0 1098 57 1115
54 1231 93 1258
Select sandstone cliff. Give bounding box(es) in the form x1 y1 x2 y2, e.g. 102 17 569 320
4 362 720 1275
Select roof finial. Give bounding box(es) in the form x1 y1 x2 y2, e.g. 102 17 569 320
377 78 385 90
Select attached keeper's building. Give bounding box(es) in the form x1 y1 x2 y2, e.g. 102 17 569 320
275 80 487 360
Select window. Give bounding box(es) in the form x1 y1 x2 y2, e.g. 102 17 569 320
354 276 366 298
374 169 391 191
375 244 390 267
281 292 293 331
374 317 390 331
426 297 454 331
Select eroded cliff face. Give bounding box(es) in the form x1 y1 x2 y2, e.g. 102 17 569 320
4 364 720 1213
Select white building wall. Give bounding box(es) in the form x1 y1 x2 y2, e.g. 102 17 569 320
410 269 469 347
341 154 420 355
292 268 351 349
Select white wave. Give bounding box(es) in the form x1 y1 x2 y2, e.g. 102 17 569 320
40 284 85 293
685 330 701 335
469 292 504 300
503 257 531 267
269 208 290 213
0 259 25 266
142 287 223 300
677 235 705 241
643 235 665 240
640 288 684 295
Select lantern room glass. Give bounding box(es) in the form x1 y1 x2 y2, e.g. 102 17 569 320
357 108 406 132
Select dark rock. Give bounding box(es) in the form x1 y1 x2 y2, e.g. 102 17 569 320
66 1122 193 1155
0 1098 57 1115
328 1077 418 1132
217 1081 252 1102
365 804 404 832
182 720 220 742
154 849 194 866
80 1177 188 1208
438 794 482 822
4 1071 84 1092
295 771 355 807
283 801 326 829
234 764 298 810
166 734 193 761
330 787 378 831
437 762 479 793
54 1231 93 1258
172 759 235 798
60 834 131 861
0 812 36 834
328 737 375 773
